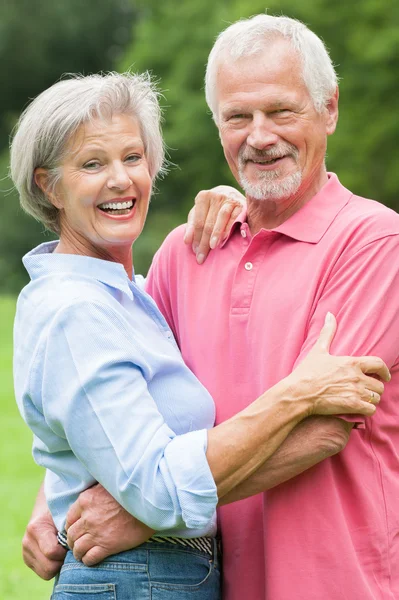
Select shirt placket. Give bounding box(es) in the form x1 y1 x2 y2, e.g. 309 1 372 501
130 280 178 346
231 227 276 315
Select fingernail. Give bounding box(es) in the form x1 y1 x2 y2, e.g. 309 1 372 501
210 236 218 249
192 243 199 254
197 253 205 265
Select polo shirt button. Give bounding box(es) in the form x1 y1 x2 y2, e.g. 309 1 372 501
241 229 247 238
244 262 253 271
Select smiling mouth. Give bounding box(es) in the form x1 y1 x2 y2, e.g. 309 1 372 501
97 199 136 215
250 156 285 165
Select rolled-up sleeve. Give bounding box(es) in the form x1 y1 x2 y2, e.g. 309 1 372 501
39 300 217 530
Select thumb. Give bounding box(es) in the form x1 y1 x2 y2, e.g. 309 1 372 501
311 312 337 354
40 530 67 560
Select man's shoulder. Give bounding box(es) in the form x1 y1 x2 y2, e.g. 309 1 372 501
335 193 399 246
152 224 190 268
158 224 187 251
347 194 399 233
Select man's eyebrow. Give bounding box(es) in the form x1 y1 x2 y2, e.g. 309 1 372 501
220 107 246 118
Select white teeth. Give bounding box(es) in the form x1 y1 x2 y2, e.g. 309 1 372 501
99 200 134 210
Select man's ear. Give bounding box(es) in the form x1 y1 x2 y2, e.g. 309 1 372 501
325 86 339 136
34 168 63 209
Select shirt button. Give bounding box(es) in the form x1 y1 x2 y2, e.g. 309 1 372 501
241 229 247 238
244 262 253 271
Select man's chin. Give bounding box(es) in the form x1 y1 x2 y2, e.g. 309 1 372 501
239 172 302 202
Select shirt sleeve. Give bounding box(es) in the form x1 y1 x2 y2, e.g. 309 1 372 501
39 300 217 531
293 234 399 427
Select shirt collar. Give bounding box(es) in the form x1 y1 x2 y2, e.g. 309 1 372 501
222 173 352 246
23 241 134 299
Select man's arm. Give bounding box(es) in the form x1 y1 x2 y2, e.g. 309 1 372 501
26 232 399 572
22 483 66 580
61 415 353 560
222 233 399 501
66 231 398 562
218 416 353 505
146 228 399 492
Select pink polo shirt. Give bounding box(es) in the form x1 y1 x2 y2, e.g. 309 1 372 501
146 174 399 600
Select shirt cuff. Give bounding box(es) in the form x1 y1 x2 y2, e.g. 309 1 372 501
164 429 218 529
335 414 365 429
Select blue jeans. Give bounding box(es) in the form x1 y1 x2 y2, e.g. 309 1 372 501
51 539 221 599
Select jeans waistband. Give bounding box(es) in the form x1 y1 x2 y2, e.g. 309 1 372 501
58 531 220 567
146 536 220 569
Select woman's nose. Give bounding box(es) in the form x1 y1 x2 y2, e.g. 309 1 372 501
106 163 132 191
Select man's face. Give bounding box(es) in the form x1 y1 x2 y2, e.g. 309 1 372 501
216 39 338 206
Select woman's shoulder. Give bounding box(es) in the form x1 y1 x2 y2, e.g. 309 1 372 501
16 272 119 337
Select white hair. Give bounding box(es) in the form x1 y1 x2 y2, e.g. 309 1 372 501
10 71 165 234
205 14 338 121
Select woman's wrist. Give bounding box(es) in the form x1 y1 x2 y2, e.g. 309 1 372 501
259 376 313 422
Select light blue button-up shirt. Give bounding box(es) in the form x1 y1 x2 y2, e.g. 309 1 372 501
14 242 217 537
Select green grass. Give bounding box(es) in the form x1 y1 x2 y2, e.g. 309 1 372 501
0 296 52 600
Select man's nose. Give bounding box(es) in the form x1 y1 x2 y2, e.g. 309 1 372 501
106 162 132 191
246 113 279 150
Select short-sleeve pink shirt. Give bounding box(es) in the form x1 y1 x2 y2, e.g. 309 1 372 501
146 174 399 600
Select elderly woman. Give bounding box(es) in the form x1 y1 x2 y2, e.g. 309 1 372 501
11 72 387 599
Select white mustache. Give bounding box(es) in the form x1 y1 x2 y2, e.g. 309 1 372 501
239 143 299 163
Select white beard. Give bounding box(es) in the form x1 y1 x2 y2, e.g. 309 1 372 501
239 168 302 201
237 142 302 201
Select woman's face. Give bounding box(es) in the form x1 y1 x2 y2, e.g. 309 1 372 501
47 114 153 260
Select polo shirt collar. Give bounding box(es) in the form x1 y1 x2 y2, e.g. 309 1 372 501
23 241 134 298
222 173 352 246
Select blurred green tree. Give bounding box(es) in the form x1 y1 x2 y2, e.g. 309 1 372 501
0 0 137 291
121 0 399 216
2 0 399 290
0 0 136 148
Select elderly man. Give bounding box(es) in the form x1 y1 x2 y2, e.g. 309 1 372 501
25 15 399 600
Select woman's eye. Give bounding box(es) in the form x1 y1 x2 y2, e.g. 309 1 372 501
125 154 141 163
83 161 101 170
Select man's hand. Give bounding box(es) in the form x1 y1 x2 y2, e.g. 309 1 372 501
184 185 246 264
22 508 66 580
65 484 155 566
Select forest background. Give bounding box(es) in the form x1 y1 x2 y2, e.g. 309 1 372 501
0 0 398 598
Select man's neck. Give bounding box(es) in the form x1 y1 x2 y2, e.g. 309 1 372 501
247 170 329 234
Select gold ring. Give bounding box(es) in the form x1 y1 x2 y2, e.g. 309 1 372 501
369 391 374 403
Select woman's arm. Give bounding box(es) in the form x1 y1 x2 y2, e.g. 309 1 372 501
25 312 387 573
40 302 384 525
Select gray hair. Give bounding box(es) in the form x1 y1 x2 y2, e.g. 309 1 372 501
10 71 165 234
205 14 338 122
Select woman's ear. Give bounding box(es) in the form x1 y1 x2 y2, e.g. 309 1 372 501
34 168 63 209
